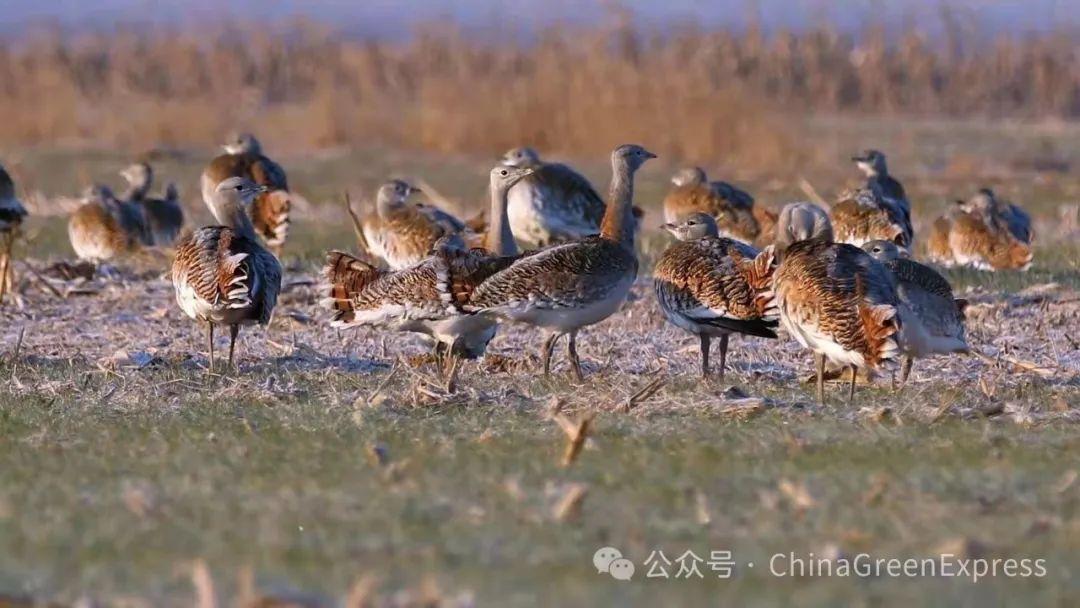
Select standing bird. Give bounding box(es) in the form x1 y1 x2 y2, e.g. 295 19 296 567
770 203 903 403
200 133 290 256
830 186 914 252
359 179 470 270
500 146 643 247
662 167 762 245
862 240 968 385
852 149 909 217
120 162 185 247
68 185 149 265
172 177 282 372
322 166 534 375
0 163 27 302
654 213 778 379
469 144 656 380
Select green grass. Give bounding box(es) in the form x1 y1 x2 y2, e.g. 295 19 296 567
1 383 1077 606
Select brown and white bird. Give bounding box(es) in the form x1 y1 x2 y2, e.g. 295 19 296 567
120 162 185 247
359 179 470 270
468 144 655 380
200 133 290 256
662 167 763 246
172 177 282 372
654 212 778 379
862 240 968 385
926 194 1033 271
770 202 903 403
0 163 27 302
830 186 914 252
322 165 534 374
500 146 642 247
68 184 149 265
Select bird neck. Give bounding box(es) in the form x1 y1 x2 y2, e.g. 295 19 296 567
485 183 518 256
375 193 399 218
600 163 635 248
212 198 257 241
123 177 151 201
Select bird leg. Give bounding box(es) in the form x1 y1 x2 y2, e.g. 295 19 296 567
207 323 215 374
444 353 461 393
566 330 584 381
228 325 241 370
0 234 11 304
847 365 857 403
814 352 826 404
718 334 730 382
900 356 913 387
540 332 562 376
699 334 711 378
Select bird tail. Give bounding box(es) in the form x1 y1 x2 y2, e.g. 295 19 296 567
320 251 383 326
744 245 779 321
254 190 291 250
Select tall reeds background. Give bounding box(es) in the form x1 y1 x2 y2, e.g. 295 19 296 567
1 11 1078 167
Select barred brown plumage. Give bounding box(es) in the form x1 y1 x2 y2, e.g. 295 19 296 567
468 144 655 380
662 167 763 246
862 240 968 385
359 179 471 270
0 162 27 303
200 133 291 256
830 186 914 252
321 165 533 376
173 176 282 372
770 204 902 403
926 192 1033 271
68 185 149 264
654 213 778 379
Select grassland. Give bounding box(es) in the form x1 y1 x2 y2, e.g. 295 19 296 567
0 118 1078 605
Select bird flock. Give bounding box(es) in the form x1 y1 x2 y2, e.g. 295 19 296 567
0 139 1039 403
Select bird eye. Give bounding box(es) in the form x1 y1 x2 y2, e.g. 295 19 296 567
235 184 243 191
500 169 508 176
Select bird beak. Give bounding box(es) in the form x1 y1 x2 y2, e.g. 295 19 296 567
661 222 675 232
256 185 269 194
645 151 658 159
407 185 420 196
851 156 866 162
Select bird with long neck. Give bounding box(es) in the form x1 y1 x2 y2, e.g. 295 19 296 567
467 144 656 380
120 162 153 202
322 165 533 382
172 176 282 372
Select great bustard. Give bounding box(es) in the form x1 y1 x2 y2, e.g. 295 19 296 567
662 167 765 246
172 177 282 372
0 163 27 303
68 185 149 265
357 179 472 270
862 240 968 385
322 165 534 376
852 149 910 219
200 132 290 256
926 191 1033 271
121 162 184 247
770 202 903 403
500 146 643 247
830 186 914 253
469 144 655 380
654 212 778 379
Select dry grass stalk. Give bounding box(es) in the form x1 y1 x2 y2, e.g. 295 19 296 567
719 399 766 421
622 376 665 412
551 483 589 522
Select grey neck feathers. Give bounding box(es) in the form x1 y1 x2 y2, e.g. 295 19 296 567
211 197 257 241
486 183 518 256
600 163 635 249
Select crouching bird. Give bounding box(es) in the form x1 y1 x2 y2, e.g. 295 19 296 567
172 177 282 372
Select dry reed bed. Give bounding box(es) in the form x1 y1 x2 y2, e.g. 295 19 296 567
2 15 1080 168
